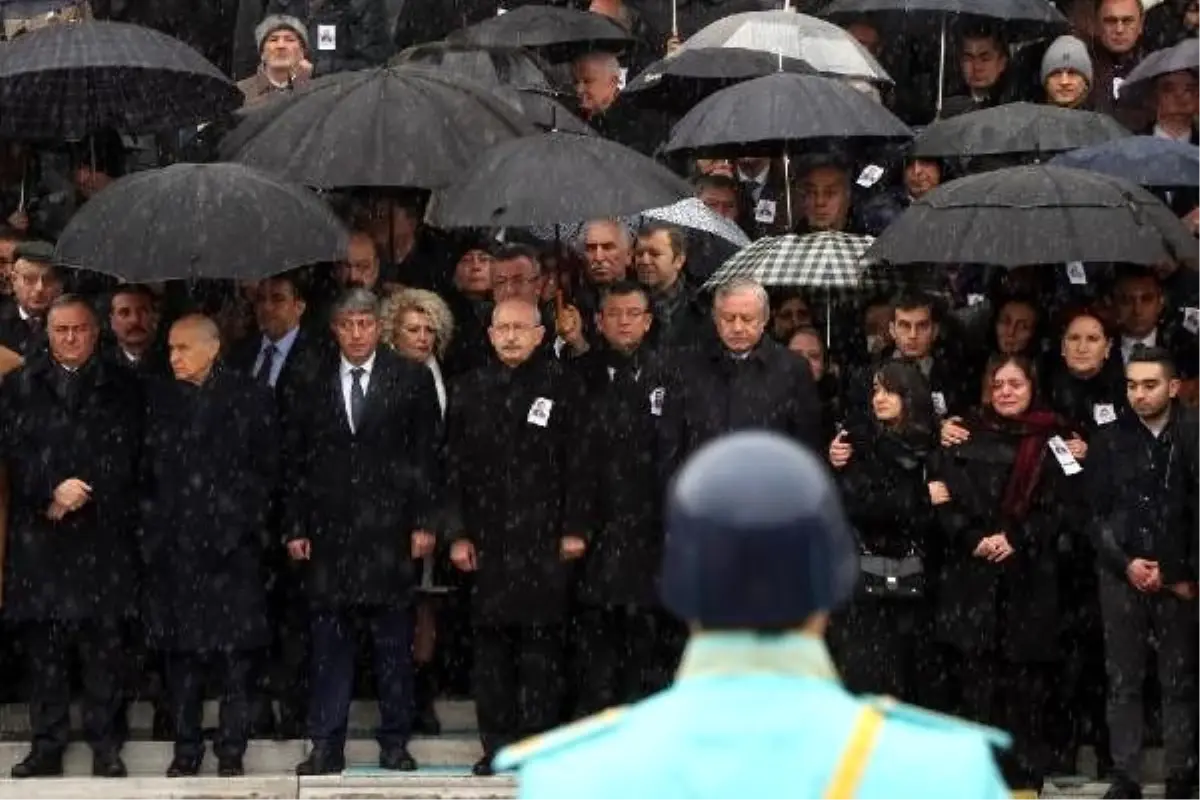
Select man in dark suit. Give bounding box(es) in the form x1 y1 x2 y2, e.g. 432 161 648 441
0 240 62 362
140 315 278 778
104 283 168 376
227 271 325 738
282 288 441 775
1 295 142 779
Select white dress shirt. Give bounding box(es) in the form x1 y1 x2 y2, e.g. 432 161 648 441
339 351 376 433
425 356 447 419
1120 329 1157 364
253 325 301 388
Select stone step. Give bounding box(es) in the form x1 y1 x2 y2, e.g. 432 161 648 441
0 739 482 777
0 700 479 738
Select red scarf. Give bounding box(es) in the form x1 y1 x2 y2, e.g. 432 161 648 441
977 408 1066 525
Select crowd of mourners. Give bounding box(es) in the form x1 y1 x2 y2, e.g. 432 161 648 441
0 0 1194 798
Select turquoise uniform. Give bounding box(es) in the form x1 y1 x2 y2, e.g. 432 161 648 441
497 632 1012 799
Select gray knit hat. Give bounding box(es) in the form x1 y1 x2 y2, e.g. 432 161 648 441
255 14 309 54
1041 35 1093 85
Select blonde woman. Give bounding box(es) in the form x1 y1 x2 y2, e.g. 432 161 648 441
383 288 454 735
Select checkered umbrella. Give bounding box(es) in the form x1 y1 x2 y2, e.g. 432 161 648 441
704 231 889 290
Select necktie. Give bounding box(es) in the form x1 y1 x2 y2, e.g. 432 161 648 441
350 367 366 432
257 344 277 387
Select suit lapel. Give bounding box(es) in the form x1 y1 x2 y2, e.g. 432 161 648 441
357 351 390 435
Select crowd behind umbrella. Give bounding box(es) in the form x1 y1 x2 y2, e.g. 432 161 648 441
0 0 1192 798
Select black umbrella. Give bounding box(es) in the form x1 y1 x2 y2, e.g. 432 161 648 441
910 102 1131 159
507 87 594 134
1049 136 1200 189
427 131 693 228
0 20 242 140
663 72 912 156
447 5 632 62
55 163 349 281
1117 37 1200 107
866 164 1196 268
391 41 563 93
224 65 537 190
623 47 815 113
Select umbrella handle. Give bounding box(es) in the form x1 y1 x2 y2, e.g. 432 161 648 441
936 14 946 119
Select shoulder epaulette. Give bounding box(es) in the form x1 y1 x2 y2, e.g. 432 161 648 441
865 695 1012 749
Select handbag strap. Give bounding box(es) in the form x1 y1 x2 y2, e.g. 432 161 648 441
823 702 886 799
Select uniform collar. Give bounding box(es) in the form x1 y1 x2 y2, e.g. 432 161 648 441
676 631 839 682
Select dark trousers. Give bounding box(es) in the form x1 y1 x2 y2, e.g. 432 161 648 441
574 606 681 719
308 605 413 753
830 597 933 706
166 650 252 760
24 617 124 756
961 654 1052 791
1098 569 1199 784
473 624 563 758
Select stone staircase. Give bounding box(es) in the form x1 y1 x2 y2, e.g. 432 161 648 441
0 701 1168 798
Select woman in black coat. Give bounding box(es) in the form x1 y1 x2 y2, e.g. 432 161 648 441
828 360 939 705
929 353 1076 794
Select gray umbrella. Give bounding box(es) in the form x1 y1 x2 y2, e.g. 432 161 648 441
674 10 892 83
664 72 912 155
866 164 1196 268
54 163 349 281
1118 37 1200 106
910 102 1131 159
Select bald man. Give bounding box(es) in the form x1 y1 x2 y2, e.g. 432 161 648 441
142 313 278 778
446 298 589 775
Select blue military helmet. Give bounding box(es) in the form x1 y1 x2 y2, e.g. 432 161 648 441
661 431 859 628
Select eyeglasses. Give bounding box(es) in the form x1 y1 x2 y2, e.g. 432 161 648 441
491 322 541 335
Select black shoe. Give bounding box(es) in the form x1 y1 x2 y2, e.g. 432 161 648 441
217 756 245 777
93 752 128 778
1102 777 1142 799
379 746 418 771
296 749 345 776
1165 779 1197 799
166 755 203 778
472 755 495 777
10 750 64 778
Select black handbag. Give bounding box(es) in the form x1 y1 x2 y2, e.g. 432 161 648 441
858 554 925 599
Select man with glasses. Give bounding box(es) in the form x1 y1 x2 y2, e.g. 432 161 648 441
1092 0 1152 130
445 298 588 777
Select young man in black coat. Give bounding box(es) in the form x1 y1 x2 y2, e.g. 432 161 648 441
139 314 279 778
1090 347 1199 800
1 295 142 779
283 288 441 776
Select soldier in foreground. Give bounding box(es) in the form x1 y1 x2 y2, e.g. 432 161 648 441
497 431 1013 799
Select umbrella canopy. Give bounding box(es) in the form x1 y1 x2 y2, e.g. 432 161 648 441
55 163 349 281
643 198 751 248
1124 37 1200 89
1049 136 1199 189
391 41 562 93
704 231 887 290
506 88 594 134
0 20 241 139
427 131 693 228
225 65 536 190
675 10 892 83
623 47 815 113
910 102 1131 159
819 0 1068 41
664 72 912 155
866 164 1196 268
446 5 632 61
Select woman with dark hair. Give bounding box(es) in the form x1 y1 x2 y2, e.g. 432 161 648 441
827 360 939 703
929 353 1076 795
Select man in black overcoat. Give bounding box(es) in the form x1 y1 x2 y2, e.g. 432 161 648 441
445 297 588 776
1 295 142 779
283 288 441 775
139 314 278 778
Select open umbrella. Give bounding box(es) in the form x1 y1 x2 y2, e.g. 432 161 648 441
427 131 693 228
0 20 241 139
224 65 536 190
818 0 1068 116
1118 37 1200 107
1049 136 1200 189
446 5 632 62
866 164 1196 268
664 72 912 155
705 231 884 289
910 102 1131 159
622 47 815 113
54 163 349 281
391 41 563 93
673 10 892 83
